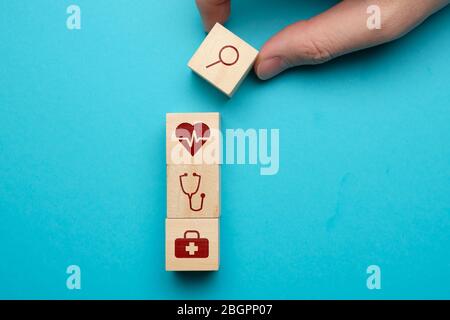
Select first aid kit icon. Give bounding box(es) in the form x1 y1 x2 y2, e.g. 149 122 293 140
175 230 209 258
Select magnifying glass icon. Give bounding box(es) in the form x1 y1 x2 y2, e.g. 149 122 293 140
206 45 240 69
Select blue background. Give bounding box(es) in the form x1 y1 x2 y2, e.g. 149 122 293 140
1 0 449 299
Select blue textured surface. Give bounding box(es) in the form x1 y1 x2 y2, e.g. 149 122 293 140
1 0 449 299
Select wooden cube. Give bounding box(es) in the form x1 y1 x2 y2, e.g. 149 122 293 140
167 164 219 219
188 23 259 97
166 112 220 165
166 218 219 271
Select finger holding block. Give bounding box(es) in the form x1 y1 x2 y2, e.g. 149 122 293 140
166 218 219 271
166 112 221 165
167 164 220 219
188 23 259 97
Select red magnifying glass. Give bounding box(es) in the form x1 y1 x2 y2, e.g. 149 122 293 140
206 45 240 69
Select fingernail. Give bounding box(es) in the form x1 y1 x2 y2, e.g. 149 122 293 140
256 57 285 80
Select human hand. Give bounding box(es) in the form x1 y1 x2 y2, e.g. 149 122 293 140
195 0 449 80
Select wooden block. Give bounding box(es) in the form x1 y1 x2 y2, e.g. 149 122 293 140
188 23 259 97
166 112 220 165
166 218 219 271
167 164 219 218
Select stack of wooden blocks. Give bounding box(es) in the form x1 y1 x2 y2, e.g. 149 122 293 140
166 113 220 271
164 24 257 271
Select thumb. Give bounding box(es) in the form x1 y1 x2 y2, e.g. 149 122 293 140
255 0 449 80
255 20 336 80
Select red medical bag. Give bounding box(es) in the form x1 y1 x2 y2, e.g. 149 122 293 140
175 230 209 258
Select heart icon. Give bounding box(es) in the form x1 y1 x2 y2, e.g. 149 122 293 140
175 122 211 156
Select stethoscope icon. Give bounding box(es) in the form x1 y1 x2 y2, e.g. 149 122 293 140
206 45 240 69
179 172 205 212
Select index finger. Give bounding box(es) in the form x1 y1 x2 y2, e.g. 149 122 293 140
195 0 231 31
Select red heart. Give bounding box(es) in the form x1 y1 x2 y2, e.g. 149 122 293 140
175 122 211 156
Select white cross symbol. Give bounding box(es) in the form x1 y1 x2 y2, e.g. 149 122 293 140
185 242 198 256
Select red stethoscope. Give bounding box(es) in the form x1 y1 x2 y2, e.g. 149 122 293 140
179 172 205 212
